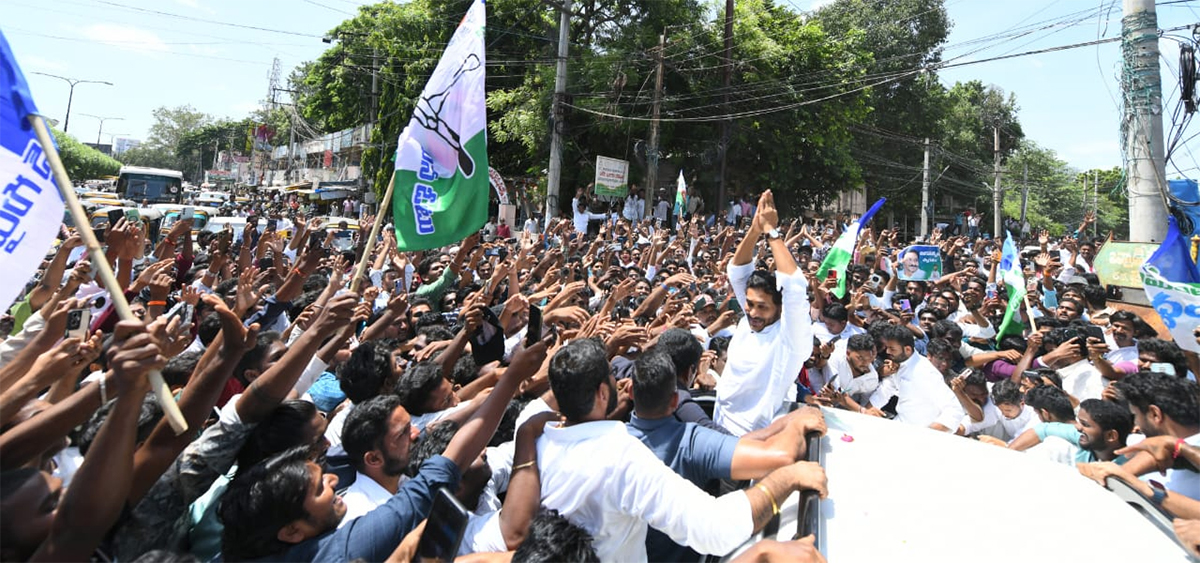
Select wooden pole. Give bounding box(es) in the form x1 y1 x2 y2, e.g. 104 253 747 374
350 173 396 294
28 115 188 434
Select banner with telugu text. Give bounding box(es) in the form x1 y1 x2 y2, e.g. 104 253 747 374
0 30 64 312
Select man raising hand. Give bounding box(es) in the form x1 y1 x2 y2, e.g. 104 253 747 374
715 190 814 435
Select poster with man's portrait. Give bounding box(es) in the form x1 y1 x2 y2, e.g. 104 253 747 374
897 245 942 281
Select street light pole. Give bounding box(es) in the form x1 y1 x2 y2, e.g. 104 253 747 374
31 73 113 133
80 113 124 145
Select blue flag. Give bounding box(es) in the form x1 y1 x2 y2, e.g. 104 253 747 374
0 29 65 312
1139 218 1200 353
816 198 885 298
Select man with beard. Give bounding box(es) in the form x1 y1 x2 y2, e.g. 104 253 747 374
715 191 813 435
536 339 828 561
879 325 963 432
337 395 421 526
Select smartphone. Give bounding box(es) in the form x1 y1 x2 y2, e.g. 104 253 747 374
985 284 998 301
309 230 324 250
107 209 125 226
165 302 194 326
868 273 883 289
124 208 140 222
1149 362 1177 376
181 206 194 222
899 299 912 313
414 488 470 562
827 269 839 281
1082 325 1104 342
259 256 274 271
64 308 90 339
725 296 741 314
526 304 543 347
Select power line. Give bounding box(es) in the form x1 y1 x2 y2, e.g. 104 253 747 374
83 0 325 38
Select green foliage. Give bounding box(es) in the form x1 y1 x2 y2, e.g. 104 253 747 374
51 129 121 180
147 105 212 151
117 144 178 170
176 119 255 182
998 142 1126 239
814 0 950 204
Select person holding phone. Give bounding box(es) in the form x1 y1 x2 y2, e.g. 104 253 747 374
714 190 814 435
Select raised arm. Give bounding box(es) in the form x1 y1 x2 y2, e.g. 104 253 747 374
442 339 548 472
30 321 163 562
236 292 357 423
127 296 259 504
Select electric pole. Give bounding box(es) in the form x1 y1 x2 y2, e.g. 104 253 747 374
920 137 930 237
545 0 572 221
645 31 665 220
1122 0 1169 242
1020 161 1029 225
79 113 123 146
992 125 1002 238
717 0 734 215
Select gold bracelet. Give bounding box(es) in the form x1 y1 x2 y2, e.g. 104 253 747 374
512 460 537 472
754 483 779 516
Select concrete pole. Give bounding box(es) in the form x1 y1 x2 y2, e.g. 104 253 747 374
644 32 665 220
545 0 571 221
992 126 1002 238
717 0 734 215
1122 0 1170 242
920 137 930 237
1020 162 1029 224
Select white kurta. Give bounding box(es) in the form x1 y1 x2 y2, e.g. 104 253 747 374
714 261 813 435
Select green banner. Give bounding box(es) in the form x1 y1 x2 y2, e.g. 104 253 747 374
1094 241 1158 288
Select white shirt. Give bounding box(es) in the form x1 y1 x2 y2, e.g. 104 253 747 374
1105 345 1138 365
715 261 813 435
811 321 866 344
460 510 507 556
654 200 670 221
337 471 408 528
959 399 1003 436
522 217 537 234
572 198 606 234
999 405 1040 442
324 402 352 457
1058 360 1105 402
957 318 996 340
536 420 753 561
893 353 964 430
623 196 643 222
1156 433 1200 499
825 343 879 406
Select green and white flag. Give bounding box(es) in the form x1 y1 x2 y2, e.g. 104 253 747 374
392 0 488 251
996 230 1026 340
816 198 885 299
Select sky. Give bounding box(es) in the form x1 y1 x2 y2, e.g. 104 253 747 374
5 0 1200 174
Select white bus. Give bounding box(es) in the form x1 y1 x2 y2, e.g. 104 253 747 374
116 166 184 205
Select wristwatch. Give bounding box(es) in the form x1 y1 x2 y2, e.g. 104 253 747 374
766 228 782 240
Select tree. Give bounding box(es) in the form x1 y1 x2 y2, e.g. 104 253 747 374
815 0 952 204
931 80 1024 223
117 145 178 170
51 129 121 180
143 105 213 173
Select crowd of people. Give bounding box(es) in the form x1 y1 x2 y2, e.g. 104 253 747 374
0 185 1198 562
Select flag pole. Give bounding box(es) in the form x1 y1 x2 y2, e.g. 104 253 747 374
350 172 396 294
27 115 188 435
